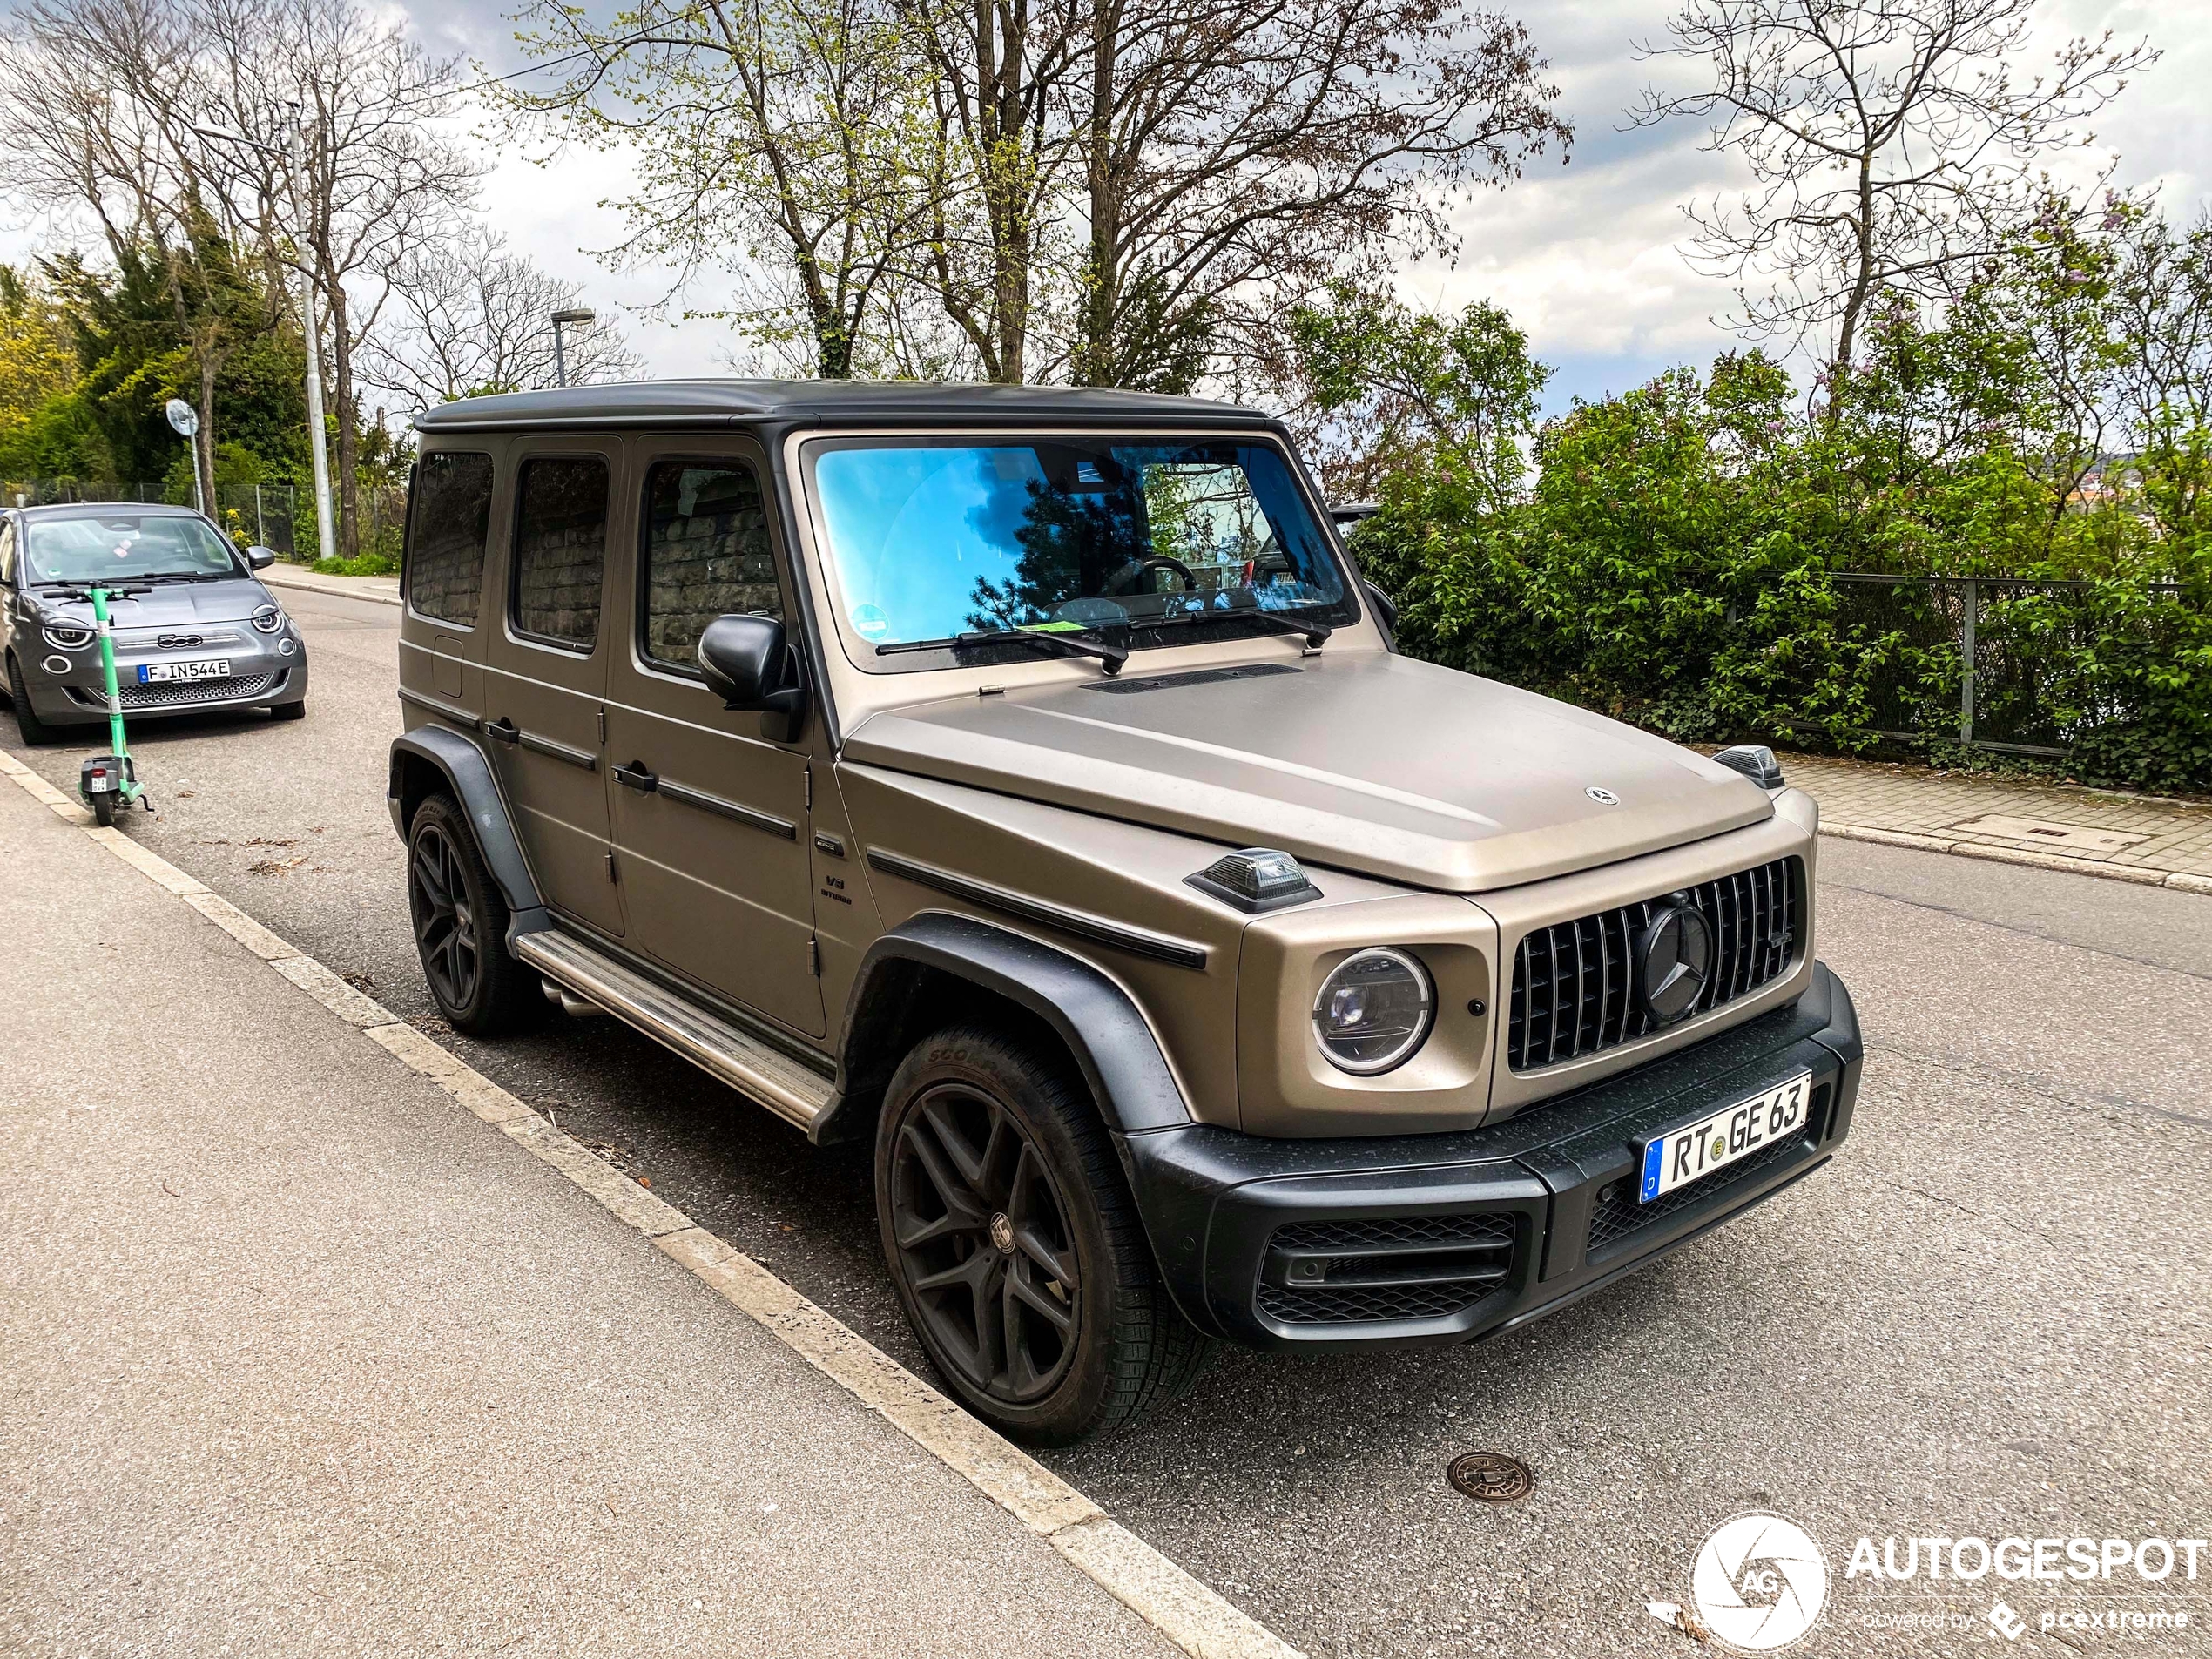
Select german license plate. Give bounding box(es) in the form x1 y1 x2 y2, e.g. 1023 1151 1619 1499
1638 1073 1811 1203
138 658 231 684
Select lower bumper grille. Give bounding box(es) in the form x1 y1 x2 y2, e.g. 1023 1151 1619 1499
75 671 283 710
1508 856 1803 1071
1586 1082 1831 1258
1257 1212 1517 1326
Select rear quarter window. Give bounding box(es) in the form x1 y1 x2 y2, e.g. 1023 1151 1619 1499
407 452 495 626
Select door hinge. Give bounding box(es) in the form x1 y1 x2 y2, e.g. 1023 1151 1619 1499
597 706 606 744
605 850 617 883
806 936 820 977
803 765 813 812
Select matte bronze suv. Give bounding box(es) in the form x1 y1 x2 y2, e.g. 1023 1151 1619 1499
388 381 1862 1443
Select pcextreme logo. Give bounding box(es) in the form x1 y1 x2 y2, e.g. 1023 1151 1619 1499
1650 1513 1831 1652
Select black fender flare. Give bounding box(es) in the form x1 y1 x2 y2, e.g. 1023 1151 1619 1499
828 911 1193 1143
388 726 548 934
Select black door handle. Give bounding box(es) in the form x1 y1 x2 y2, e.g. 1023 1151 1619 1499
613 760 658 792
485 716 519 745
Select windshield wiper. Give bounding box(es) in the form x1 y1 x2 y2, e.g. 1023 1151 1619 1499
1130 606 1331 651
880 628 1128 676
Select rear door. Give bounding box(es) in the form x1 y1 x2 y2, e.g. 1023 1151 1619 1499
481 442 625 937
604 441 823 1036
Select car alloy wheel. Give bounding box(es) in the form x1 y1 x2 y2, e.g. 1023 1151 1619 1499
887 1080 1082 1406
408 819 481 1014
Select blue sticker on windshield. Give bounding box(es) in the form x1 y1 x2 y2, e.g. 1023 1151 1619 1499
850 604 891 640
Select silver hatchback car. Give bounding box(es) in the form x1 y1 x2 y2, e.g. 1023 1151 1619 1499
0 502 310 745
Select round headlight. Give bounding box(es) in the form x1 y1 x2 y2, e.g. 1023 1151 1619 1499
43 622 93 651
251 603 284 634
1312 948 1434 1075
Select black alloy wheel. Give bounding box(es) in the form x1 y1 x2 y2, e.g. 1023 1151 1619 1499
888 1079 1084 1406
409 818 479 1012
404 792 535 1035
6 654 60 746
875 1025 1213 1444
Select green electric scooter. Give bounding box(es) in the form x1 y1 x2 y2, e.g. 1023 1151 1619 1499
54 583 152 827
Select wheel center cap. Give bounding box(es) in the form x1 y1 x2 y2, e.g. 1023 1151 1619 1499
988 1212 1015 1254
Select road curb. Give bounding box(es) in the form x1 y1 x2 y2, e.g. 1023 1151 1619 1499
260 564 404 607
0 745 1304 1659
1822 821 2212 895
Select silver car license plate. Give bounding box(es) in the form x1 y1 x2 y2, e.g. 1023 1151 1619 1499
138 658 232 684
1637 1073 1811 1203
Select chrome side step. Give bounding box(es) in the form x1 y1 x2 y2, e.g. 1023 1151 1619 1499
515 930 833 1133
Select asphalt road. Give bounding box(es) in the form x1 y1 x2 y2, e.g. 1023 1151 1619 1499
9 584 2208 1658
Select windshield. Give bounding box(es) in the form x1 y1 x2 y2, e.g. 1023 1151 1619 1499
24 514 241 584
808 437 1353 669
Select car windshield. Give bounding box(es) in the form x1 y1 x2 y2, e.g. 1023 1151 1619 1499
808 437 1353 668
23 514 241 584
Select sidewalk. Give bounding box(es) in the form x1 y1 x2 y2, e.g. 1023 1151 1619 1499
1777 749 2212 894
0 777 1187 1657
260 562 401 606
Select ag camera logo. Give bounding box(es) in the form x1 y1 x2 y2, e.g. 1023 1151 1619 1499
1687 1512 1830 1650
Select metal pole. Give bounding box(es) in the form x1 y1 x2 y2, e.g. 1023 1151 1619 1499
288 116 337 566
1959 578 1977 746
553 320 569 388
254 482 266 548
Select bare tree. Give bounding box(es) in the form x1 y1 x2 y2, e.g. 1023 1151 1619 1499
1070 0 1569 391
0 0 286 502
361 223 644 407
501 0 937 379
1632 0 2154 405
199 0 482 552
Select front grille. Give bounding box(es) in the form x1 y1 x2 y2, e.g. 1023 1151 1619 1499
1257 1211 1517 1326
1507 857 1802 1071
99 671 279 709
113 626 246 650
1585 1083 1829 1258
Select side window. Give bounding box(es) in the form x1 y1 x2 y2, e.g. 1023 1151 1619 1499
407 451 494 627
0 521 15 585
640 459 780 674
511 456 608 649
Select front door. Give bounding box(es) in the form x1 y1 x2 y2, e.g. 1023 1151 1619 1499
481 444 624 937
604 444 823 1036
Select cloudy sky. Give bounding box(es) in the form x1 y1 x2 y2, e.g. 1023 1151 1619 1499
5 0 2203 414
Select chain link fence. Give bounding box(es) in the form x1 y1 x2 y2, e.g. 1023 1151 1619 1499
3 477 304 558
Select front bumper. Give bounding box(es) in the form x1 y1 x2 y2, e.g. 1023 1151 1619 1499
28 640 307 725
1119 961 1862 1352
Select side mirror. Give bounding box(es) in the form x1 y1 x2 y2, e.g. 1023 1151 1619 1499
1363 579 1398 633
246 545 278 570
698 612 806 740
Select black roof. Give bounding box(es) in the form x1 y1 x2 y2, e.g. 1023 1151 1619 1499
14 501 206 520
412 378 1268 434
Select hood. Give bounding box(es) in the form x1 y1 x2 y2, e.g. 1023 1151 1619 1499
35 577 273 628
841 651 1774 893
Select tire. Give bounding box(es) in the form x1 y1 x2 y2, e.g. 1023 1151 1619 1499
875 1023 1213 1445
404 792 536 1036
91 792 117 827
270 700 306 722
6 655 60 746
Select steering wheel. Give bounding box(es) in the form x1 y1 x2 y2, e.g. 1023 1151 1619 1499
1104 555 1197 597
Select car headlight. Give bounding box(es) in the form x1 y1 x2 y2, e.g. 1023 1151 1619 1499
1312 947 1434 1075
43 622 93 651
251 604 285 634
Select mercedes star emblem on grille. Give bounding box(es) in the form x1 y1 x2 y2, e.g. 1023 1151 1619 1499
1636 898 1714 1024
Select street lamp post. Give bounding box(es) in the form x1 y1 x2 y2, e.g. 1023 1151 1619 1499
550 308 595 388
189 118 337 565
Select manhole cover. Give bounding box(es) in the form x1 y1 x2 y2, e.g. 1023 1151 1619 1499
1447 1452 1534 1502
